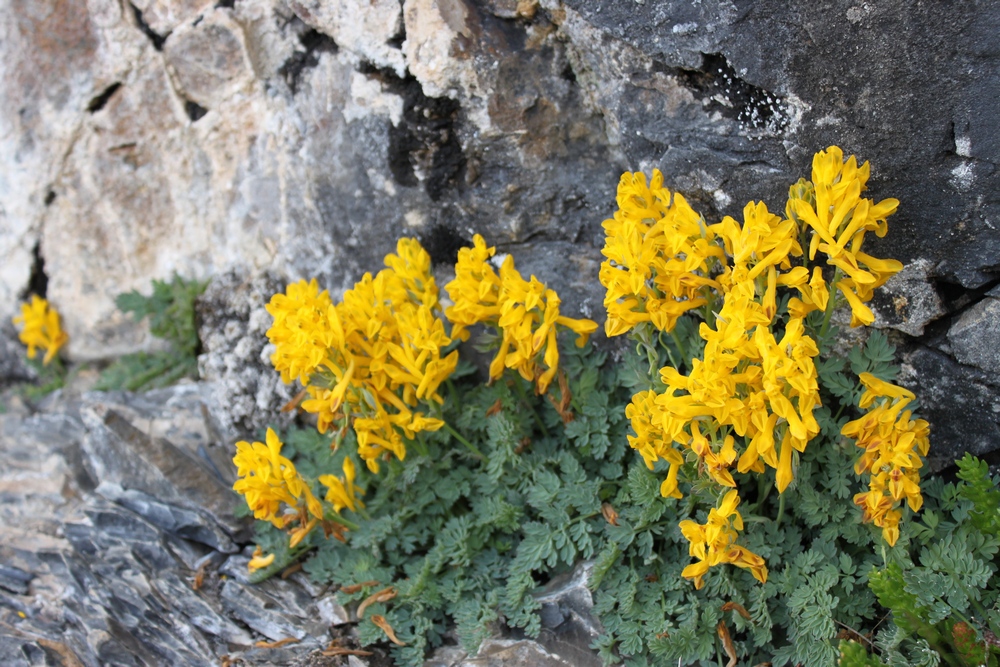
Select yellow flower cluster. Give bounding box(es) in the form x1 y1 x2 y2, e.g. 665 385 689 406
786 146 902 326
233 428 364 568
266 279 337 385
600 171 725 335
678 491 767 589
842 373 930 546
233 427 325 528
608 147 906 585
268 239 458 473
12 296 69 365
631 200 822 505
445 234 598 393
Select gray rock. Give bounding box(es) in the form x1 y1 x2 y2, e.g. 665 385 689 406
95 481 237 552
220 579 309 642
151 571 254 645
531 561 603 667
948 296 1000 374
196 268 298 437
872 259 947 337
0 565 34 596
0 382 338 666
899 345 1000 471
458 638 577 667
79 396 249 546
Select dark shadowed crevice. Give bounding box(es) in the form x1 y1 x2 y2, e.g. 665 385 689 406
420 223 470 267
86 83 122 113
386 6 405 49
184 100 208 122
215 0 237 8
933 275 1000 316
360 64 466 201
23 243 48 300
44 191 56 206
671 53 788 133
279 29 338 95
129 3 168 51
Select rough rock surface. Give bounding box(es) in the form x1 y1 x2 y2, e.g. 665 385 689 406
0 383 605 666
2 1 999 498
196 267 298 438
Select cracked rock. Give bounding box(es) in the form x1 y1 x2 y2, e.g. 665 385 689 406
947 296 1000 374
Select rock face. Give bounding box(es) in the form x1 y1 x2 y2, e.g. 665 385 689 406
0 384 605 667
1 2 999 466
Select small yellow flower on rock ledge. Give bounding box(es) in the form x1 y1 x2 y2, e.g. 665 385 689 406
12 295 69 365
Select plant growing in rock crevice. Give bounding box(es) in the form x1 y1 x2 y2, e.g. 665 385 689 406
232 148 999 666
96 275 207 391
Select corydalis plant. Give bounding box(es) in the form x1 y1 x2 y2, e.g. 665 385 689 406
602 146 927 586
12 295 68 365
237 236 597 573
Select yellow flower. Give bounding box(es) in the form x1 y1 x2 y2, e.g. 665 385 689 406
232 428 324 527
12 296 69 365
446 234 597 393
625 390 685 498
319 457 366 513
276 239 459 472
842 373 929 546
679 490 767 589
600 170 725 335
786 146 902 327
266 279 338 384
248 546 276 572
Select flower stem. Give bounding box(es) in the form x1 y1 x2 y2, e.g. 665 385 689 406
443 421 485 460
326 512 361 532
775 492 787 527
819 268 843 341
514 379 550 439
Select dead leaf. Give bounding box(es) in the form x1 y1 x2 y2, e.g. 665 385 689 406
280 562 303 579
601 502 620 526
717 621 737 667
339 580 381 595
281 388 308 413
371 614 406 646
721 601 752 620
254 638 300 649
486 399 503 417
357 586 397 618
321 647 374 657
547 370 574 423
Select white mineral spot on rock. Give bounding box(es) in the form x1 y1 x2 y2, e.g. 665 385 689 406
955 134 972 157
950 161 975 192
405 210 427 228
671 22 698 35
344 71 404 126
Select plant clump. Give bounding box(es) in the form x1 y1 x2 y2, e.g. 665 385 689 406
230 147 1000 667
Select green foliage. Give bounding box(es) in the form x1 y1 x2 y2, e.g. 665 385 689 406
863 456 1000 667
956 453 1000 538
242 300 1000 667
19 356 67 400
96 275 206 391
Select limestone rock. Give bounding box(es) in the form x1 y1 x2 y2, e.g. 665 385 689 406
196 268 298 437
289 0 406 76
163 11 255 109
1 0 1000 486
132 0 216 36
